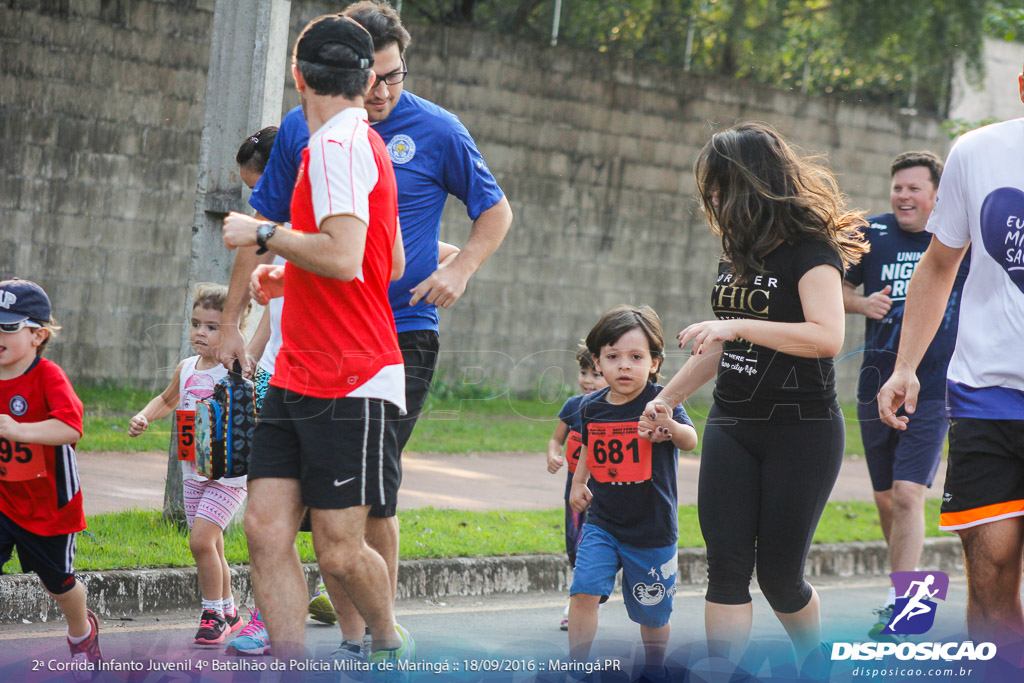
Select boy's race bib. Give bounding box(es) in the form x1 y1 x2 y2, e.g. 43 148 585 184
586 422 652 484
566 430 584 474
0 438 46 481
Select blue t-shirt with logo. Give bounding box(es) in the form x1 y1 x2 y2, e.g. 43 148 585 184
845 213 969 401
250 93 505 334
580 383 691 548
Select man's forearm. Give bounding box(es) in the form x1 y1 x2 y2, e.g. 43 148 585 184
267 220 366 281
894 244 964 372
224 246 269 325
450 197 512 275
842 283 865 316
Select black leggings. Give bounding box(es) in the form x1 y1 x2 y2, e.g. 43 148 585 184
698 404 844 613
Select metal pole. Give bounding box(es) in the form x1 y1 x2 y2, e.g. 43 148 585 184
551 0 563 47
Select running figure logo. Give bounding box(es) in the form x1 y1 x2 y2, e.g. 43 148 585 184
882 571 949 635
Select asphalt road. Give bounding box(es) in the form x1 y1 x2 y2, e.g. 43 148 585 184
2 574 1013 683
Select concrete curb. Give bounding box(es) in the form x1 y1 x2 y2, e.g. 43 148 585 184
0 538 963 625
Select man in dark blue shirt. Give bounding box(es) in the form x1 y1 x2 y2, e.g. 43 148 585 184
843 151 967 640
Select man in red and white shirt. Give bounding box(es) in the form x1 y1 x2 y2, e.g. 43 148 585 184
222 15 411 663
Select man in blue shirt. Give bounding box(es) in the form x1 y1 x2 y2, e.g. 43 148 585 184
218 0 512 656
843 151 967 640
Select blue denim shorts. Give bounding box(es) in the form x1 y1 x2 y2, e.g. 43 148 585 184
570 523 678 627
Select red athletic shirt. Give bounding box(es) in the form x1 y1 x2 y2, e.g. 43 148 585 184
271 107 405 409
0 358 85 536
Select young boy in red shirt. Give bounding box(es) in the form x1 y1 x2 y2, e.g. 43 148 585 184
0 279 103 670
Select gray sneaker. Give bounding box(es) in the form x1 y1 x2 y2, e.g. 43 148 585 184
311 641 369 683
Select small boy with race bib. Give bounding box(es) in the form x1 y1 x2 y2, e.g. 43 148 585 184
128 283 249 646
0 279 104 675
569 305 697 681
547 345 606 630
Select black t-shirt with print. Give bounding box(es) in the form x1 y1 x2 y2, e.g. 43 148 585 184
580 382 692 548
711 239 844 422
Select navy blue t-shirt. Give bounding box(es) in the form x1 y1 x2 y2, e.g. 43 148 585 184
580 383 692 548
249 93 506 334
845 214 969 401
558 394 585 434
559 394 586 501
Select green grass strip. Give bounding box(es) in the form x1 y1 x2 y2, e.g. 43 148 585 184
0 501 944 574
78 384 879 458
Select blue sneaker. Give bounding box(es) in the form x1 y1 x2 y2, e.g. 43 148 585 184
224 608 271 656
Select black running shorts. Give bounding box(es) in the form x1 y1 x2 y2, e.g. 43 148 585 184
250 387 399 511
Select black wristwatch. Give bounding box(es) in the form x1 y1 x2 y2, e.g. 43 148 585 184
255 222 276 255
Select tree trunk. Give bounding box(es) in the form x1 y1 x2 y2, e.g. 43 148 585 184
719 0 748 76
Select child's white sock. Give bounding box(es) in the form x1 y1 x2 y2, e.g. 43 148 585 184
202 598 221 616
222 596 236 616
67 622 92 644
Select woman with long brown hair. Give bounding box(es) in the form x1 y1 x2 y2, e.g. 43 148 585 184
641 122 867 670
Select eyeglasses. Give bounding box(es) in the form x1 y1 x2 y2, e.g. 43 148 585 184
373 58 408 87
0 320 41 334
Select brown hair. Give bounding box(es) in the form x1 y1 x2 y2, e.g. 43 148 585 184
575 344 596 371
35 317 61 357
890 150 943 188
695 122 868 283
343 1 412 54
192 283 250 326
585 305 664 382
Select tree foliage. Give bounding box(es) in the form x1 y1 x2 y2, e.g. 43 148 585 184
398 0 1024 116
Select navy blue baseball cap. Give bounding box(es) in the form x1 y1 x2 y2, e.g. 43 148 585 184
0 279 52 324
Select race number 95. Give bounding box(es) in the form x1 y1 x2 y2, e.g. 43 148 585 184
0 438 32 464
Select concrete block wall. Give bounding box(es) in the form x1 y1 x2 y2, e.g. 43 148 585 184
360 22 948 398
0 0 213 386
3 2 948 399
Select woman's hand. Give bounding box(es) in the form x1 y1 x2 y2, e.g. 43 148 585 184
678 320 741 356
639 399 674 442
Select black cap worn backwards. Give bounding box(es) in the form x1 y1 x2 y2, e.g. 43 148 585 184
296 15 375 70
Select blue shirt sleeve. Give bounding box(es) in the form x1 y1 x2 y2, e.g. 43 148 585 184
844 229 867 286
249 106 309 223
557 395 578 423
672 403 693 428
440 118 505 220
